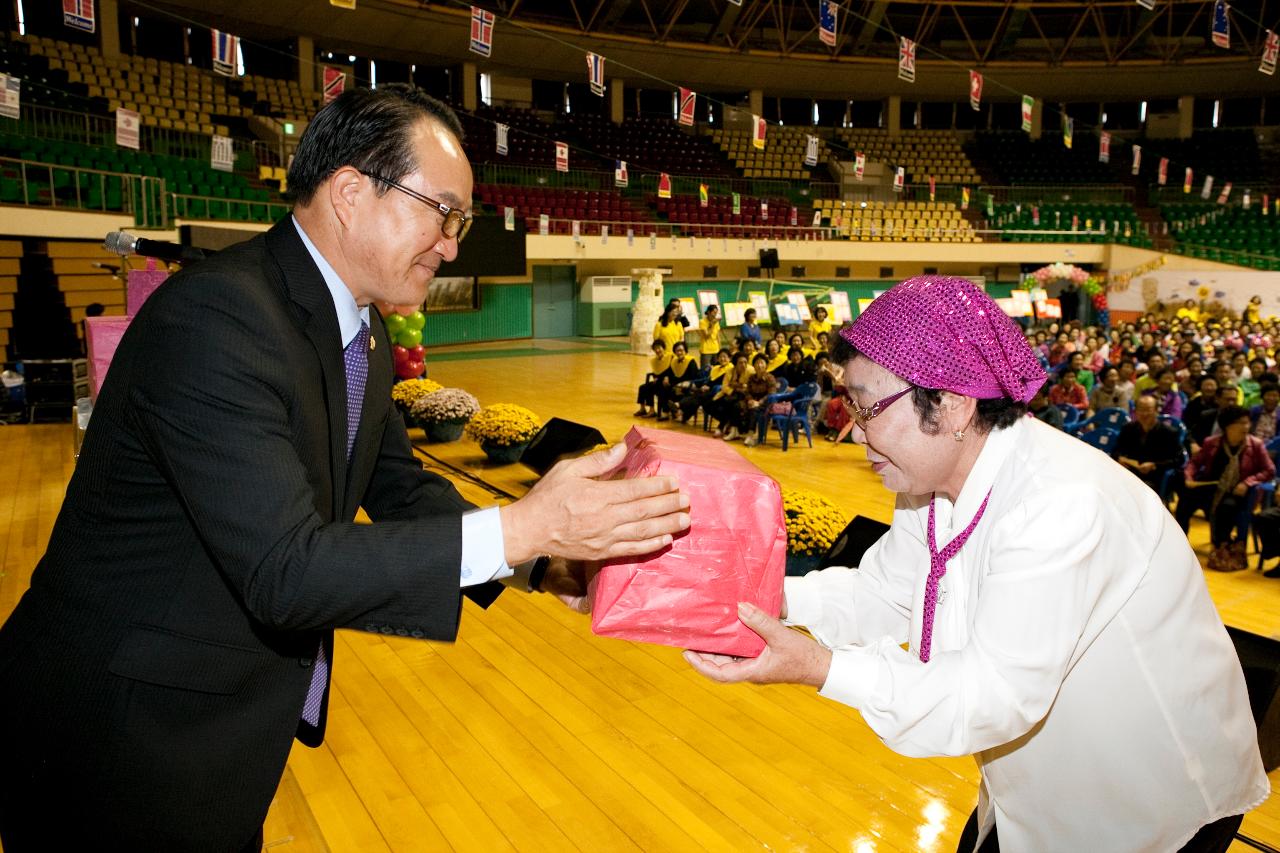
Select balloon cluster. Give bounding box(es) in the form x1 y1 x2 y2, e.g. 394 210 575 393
385 310 428 380
1031 263 1089 286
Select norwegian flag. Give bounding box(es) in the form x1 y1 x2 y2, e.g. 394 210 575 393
212 30 238 77
614 160 628 188
854 151 865 180
586 53 605 96
893 166 905 192
1262 30 1279 75
752 114 766 150
63 0 95 33
555 141 569 173
675 87 696 126
495 122 508 155
1212 0 1230 48
470 7 495 58
1131 145 1142 176
1099 132 1110 163
898 37 917 83
1217 181 1232 204
819 0 837 47
969 70 982 111
323 67 345 105
1158 157 1168 185
804 135 819 167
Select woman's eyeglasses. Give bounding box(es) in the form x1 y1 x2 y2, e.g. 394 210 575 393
839 385 913 427
359 170 473 242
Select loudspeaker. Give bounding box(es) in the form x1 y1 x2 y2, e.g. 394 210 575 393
758 248 779 269
520 417 607 475
820 515 891 569
1227 626 1280 772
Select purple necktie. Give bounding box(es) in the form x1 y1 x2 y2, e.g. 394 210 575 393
920 489 992 663
301 321 370 726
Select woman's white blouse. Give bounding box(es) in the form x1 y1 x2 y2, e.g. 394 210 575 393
785 417 1270 852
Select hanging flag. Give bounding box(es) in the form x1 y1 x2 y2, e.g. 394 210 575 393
211 134 234 172
1262 30 1279 75
601 225 608 244
212 30 238 77
677 88 696 126
789 208 798 226
854 151 865 180
804 135 819 167
928 176 936 202
752 115 766 150
504 207 516 231
819 0 837 47
572 220 581 239
586 52 605 96
1264 194 1271 215
538 214 549 235
1201 175 1213 199
1243 188 1252 209
969 70 983 111
614 160 628 188
986 193 995 217
555 141 568 173
1136 0 1155 9
1131 145 1142 176
893 166 905 192
1072 214 1079 231
1158 157 1169 185
812 210 823 227
1020 96 1034 132
495 123 509 155
658 173 672 199
961 186 970 210
627 227 635 246
1211 0 1230 48
761 201 769 221
1217 182 1232 204
1063 117 1073 149
1032 205 1040 226
898 37 917 83
470 6 495 58
330 0 357 7
323 67 346 104
62 0 95 33
732 192 741 214
699 184 709 208
0 74 21 121
116 108 140 150
1099 132 1110 163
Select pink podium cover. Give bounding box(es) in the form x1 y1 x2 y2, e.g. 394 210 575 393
126 259 169 316
589 427 786 657
84 316 132 400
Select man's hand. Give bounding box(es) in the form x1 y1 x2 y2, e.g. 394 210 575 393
1234 482 1249 497
1138 461 1156 474
538 558 601 614
683 603 831 688
500 443 690 565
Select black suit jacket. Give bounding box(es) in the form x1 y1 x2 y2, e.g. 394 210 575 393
0 219 501 851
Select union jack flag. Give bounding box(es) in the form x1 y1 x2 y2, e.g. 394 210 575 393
63 0 95 33
470 7 495 58
212 30 238 77
1261 30 1279 76
819 1 837 47
1211 0 1230 48
898 37 916 83
586 53 605 96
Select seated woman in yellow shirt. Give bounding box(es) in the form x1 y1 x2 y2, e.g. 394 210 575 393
634 339 673 417
807 305 832 349
655 341 698 421
677 349 731 425
698 305 722 369
763 338 787 374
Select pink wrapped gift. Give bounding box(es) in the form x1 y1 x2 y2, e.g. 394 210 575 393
84 316 132 400
126 259 169 316
589 427 786 657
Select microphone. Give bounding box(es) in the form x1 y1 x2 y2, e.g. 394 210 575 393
103 231 208 264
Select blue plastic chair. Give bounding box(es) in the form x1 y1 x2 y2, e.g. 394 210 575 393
1057 404 1083 429
1079 426 1119 453
769 382 820 450
1068 405 1129 436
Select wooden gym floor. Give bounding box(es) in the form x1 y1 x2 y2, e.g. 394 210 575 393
0 336 1276 852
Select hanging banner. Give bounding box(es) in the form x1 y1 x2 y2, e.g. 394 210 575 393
1201 175 1214 199
1098 131 1110 163
0 74 20 121
1243 188 1252 209
1211 0 1230 48
1158 157 1168 185
211 134 234 172
1131 144 1142 176
614 160 628 188
470 6 495 58
116 108 140 150
804 135 819 167
1032 205 1040 226
961 186 970 210
893 166 905 192
699 184 708 208
928 176 936 202
212 30 238 77
1020 96 1034 132
761 201 769 221
658 173 672 199
854 151 865 180
819 0 837 47
969 70 982 111
789 207 798 226
323 67 345 104
554 141 568 172
1184 167 1193 193
1063 117 1073 149
63 0 95 33
504 206 516 231
812 210 822 226
898 37 917 83
495 123 508 156
1262 30 1279 75
1217 182 1232 204
586 52 605 96
752 115 766 150
677 88 696 126
538 214 549 236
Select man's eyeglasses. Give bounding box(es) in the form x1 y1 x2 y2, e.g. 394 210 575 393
359 170 473 242
839 385 913 427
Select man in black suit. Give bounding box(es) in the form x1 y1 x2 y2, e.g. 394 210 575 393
0 85 688 852
1113 395 1184 493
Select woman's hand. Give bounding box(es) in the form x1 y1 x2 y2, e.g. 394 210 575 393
683 603 831 688
1233 482 1249 497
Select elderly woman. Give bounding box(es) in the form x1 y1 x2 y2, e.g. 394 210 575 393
685 277 1268 853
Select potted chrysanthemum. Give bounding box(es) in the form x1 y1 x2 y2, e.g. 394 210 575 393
391 377 442 420
781 487 848 575
465 403 543 464
409 387 480 442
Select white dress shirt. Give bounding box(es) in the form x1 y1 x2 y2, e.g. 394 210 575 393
292 217 513 588
785 417 1269 851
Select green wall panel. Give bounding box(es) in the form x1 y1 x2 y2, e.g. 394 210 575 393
422 283 532 345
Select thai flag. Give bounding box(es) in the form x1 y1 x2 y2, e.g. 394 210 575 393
62 0 95 33
212 30 238 77
586 53 605 96
470 7 495 58
1211 0 1230 48
819 1 837 47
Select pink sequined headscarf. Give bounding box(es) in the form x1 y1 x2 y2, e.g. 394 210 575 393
840 276 1046 403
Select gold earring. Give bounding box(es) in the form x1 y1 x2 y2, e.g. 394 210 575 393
953 430 964 441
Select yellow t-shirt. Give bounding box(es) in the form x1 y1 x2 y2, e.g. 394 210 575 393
653 321 685 352
1176 307 1201 324
649 351 673 376
699 318 722 356
709 363 732 383
766 352 788 373
668 355 696 380
808 318 833 347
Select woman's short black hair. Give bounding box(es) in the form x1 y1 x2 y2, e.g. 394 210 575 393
831 334 1025 435
744 308 756 321
286 83 465 205
1218 404 1249 429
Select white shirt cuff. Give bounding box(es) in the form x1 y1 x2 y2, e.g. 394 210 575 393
460 506 513 587
781 575 823 627
817 645 880 710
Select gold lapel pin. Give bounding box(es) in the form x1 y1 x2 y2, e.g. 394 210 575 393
369 336 376 351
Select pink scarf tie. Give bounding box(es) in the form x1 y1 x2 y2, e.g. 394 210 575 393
921 490 992 663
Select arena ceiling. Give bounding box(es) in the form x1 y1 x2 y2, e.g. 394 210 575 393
143 0 1278 100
